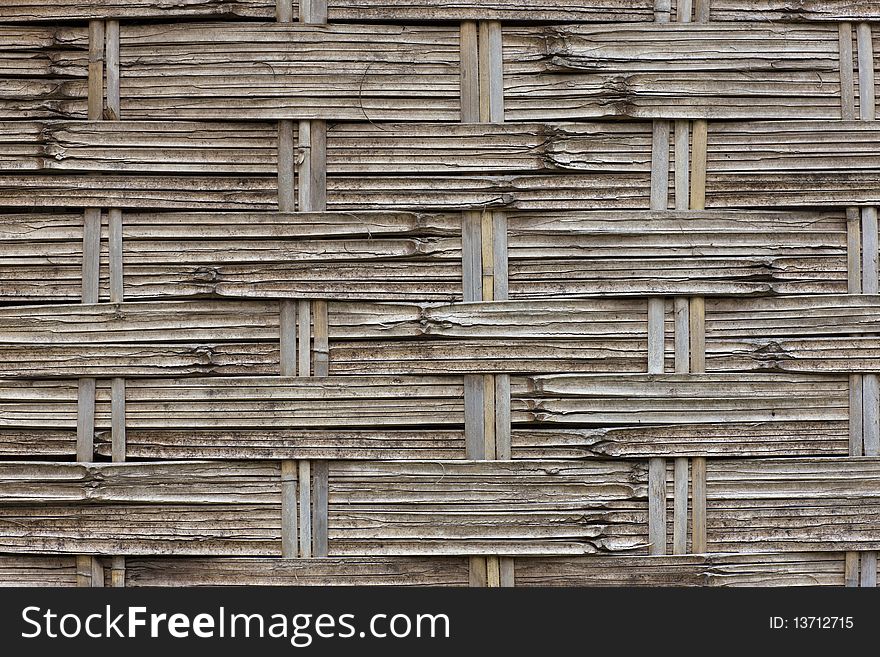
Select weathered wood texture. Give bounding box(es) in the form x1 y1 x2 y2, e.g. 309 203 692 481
0 211 463 303
0 299 651 376
0 121 655 209
121 557 471 587
515 553 849 587
1 209 849 304
0 461 283 555
0 26 88 119
96 377 466 460
506 210 848 297
706 458 880 552
503 23 853 120
510 374 850 458
326 300 650 374
11 23 877 121
704 295 880 372
0 301 283 377
2 121 879 209
326 460 649 555
0 376 467 459
1 1 877 22
2 5 879 587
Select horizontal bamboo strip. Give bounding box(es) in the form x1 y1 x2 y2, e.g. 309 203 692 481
707 458 880 552
704 295 880 372
123 557 470 586
506 209 847 297
0 461 283 555
0 209 849 303
0 121 657 209
509 373 849 458
327 299 649 374
0 556 79 587
1 1 875 22
705 121 880 206
504 23 843 120
0 301 282 378
0 26 87 119
85 376 467 459
327 460 649 556
117 23 460 121
515 552 849 587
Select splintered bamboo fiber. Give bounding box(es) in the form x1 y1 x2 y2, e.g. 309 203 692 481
0 1 879 589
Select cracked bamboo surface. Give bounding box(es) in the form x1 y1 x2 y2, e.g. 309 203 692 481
1 1 879 587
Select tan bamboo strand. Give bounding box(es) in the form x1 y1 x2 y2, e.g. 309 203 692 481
298 460 312 558
281 460 298 558
673 458 689 554
87 20 104 120
648 457 667 555
691 457 707 553
105 20 120 120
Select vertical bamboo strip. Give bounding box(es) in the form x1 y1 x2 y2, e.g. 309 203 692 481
300 0 327 24
280 300 297 377
689 120 708 211
110 378 126 463
481 211 495 301
677 0 693 22
483 375 496 460
313 300 329 377
105 20 119 120
648 458 667 555
90 557 104 588
76 555 92 587
864 374 880 456
478 21 504 123
856 24 876 121
850 375 864 456
673 458 689 554
839 23 855 120
500 558 515 588
82 209 101 304
495 374 511 460
689 297 706 374
674 121 690 210
462 211 483 302
460 21 480 123
304 120 327 212
464 375 485 459
845 553 860 587
298 460 312 558
691 457 707 553
492 212 509 301
76 378 96 462
650 121 670 211
278 121 296 212
860 553 877 588
281 460 298 558
276 0 293 22
654 0 671 23
694 0 710 23
862 207 878 294
110 557 125 588
647 298 665 374
486 557 501 587
311 461 329 558
673 298 690 374
297 299 311 377
469 557 488 587
108 208 123 302
847 208 862 293
87 20 104 120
